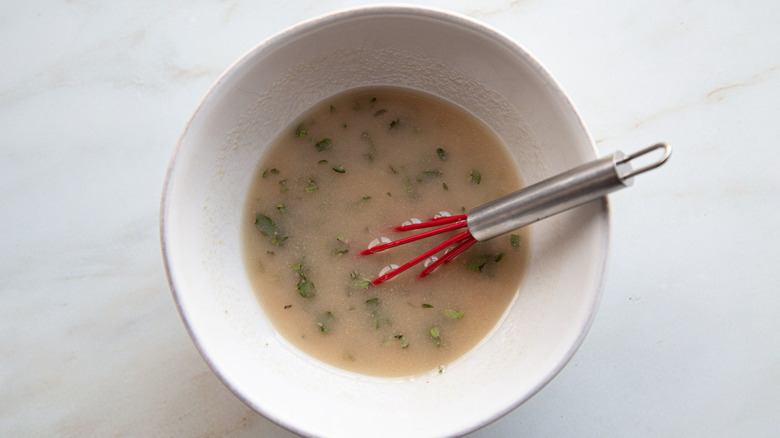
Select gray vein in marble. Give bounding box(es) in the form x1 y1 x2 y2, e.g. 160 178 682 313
595 63 780 144
464 0 525 18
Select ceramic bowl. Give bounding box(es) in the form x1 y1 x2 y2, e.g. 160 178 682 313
161 6 609 437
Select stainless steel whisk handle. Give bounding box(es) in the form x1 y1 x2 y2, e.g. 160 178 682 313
467 143 671 242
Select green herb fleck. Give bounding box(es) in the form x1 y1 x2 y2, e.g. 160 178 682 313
495 253 505 263
422 303 434 308
333 237 349 255
276 204 285 213
330 105 336 113
468 169 482 184
430 326 441 347
374 109 387 116
350 272 372 290
389 119 401 129
262 168 280 178
318 159 329 164
255 214 287 245
396 334 409 349
436 148 447 161
332 166 346 173
337 236 349 243
361 131 376 161
365 297 380 307
296 269 315 298
317 311 335 333
304 179 318 193
443 182 449 191
362 195 372 201
283 304 292 309
444 309 465 319
510 234 521 248
466 259 487 272
315 138 332 152
422 169 443 179
389 165 398 174
278 178 288 192
295 125 307 138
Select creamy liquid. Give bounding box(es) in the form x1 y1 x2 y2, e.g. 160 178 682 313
242 87 528 377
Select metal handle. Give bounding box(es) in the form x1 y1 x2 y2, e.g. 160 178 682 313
467 143 671 241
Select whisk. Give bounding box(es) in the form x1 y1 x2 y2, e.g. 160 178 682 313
361 143 671 285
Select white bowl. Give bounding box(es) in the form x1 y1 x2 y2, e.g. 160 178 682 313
161 6 609 438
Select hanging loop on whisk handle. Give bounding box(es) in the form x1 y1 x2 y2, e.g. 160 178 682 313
467 143 671 242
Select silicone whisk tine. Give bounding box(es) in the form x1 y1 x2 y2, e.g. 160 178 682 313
361 215 470 285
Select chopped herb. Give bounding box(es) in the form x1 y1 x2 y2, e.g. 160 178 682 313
361 131 376 161
422 303 434 308
304 179 318 193
362 195 372 201
466 259 487 272
262 168 280 178
444 309 465 319
349 272 372 290
398 335 409 349
292 264 314 298
332 166 346 173
317 311 335 333
365 297 380 307
329 105 336 113
510 234 521 248
343 123 348 128
266 250 274 255
464 254 501 276
443 182 449 191
333 236 350 255
295 125 307 138
387 192 392 197
297 274 314 298
389 165 398 174
283 304 292 309
422 169 443 179
430 326 441 347
278 178 288 192
370 97 377 105
389 119 401 129
315 138 332 152
255 214 287 245
468 169 482 184
318 159 329 164
374 109 387 116
436 148 447 161
414 126 422 134
342 353 356 362
276 204 285 213
337 236 349 243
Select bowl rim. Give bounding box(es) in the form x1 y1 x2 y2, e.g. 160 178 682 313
160 4 610 437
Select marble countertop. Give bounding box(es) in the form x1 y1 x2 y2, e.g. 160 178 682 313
2 1 778 436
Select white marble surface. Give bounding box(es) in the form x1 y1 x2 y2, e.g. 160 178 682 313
2 1 778 436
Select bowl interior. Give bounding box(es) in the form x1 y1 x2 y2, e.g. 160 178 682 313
162 7 608 438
